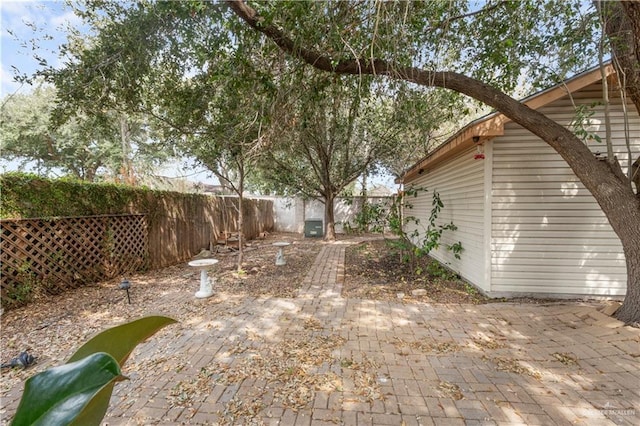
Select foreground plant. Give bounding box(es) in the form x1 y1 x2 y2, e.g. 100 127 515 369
386 186 463 275
11 315 176 426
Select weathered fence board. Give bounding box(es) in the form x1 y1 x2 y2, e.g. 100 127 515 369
146 196 274 269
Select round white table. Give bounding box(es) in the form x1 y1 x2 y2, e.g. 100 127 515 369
188 258 219 298
272 242 291 266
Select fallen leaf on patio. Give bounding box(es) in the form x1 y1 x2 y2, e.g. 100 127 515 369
552 352 579 365
438 381 464 400
491 357 542 380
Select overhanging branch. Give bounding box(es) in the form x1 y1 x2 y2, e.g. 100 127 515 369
226 0 633 202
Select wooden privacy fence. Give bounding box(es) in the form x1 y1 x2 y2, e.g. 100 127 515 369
1 215 148 309
148 196 274 268
0 196 274 310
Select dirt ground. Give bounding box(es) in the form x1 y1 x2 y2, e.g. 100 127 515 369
0 233 319 395
343 238 489 304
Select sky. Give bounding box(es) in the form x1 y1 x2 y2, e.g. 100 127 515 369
0 1 223 184
1 1 75 97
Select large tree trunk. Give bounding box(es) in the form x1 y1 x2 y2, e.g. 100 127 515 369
618 234 640 323
600 0 640 114
324 193 337 241
229 0 640 323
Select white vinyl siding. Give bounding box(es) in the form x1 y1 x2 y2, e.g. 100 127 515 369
404 147 487 290
489 81 638 297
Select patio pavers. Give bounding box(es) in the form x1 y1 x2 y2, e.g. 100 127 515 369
1 240 639 425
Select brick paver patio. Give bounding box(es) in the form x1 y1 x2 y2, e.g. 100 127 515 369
1 240 638 425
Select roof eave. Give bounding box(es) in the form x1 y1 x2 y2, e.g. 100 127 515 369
400 64 615 184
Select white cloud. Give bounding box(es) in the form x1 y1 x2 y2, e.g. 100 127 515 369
0 1 32 17
1 1 49 39
1 1 75 92
50 10 81 30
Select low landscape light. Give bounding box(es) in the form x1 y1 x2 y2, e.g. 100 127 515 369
119 279 131 304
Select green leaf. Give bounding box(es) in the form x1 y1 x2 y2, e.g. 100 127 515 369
70 382 116 426
11 352 124 426
67 315 177 365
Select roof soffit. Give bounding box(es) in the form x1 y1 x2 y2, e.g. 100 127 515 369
401 64 615 183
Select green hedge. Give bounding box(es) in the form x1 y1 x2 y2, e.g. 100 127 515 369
0 172 158 219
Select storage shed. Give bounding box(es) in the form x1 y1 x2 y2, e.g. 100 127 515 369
401 65 640 299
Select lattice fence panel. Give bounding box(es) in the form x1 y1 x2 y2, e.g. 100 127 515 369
102 215 148 278
1 214 148 310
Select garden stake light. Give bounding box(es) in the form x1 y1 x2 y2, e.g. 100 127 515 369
119 279 131 304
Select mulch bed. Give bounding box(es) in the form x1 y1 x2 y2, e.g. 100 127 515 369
211 233 321 298
343 238 489 304
0 233 319 397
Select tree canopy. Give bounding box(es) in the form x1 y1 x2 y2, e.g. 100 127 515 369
0 84 167 182
226 0 640 322
41 1 601 186
39 0 463 238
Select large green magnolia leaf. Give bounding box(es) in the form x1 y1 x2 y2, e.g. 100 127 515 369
67 315 177 365
69 381 117 426
11 315 177 425
11 352 124 426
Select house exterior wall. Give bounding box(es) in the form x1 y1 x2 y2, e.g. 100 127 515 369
403 78 639 299
269 196 395 234
404 147 488 291
489 81 639 298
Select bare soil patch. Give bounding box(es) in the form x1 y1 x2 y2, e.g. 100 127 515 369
343 238 489 304
211 233 321 298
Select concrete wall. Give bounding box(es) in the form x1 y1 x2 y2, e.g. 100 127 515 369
262 196 395 235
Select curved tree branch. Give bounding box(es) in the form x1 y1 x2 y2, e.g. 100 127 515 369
226 2 640 311
601 0 640 114
226 0 627 195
